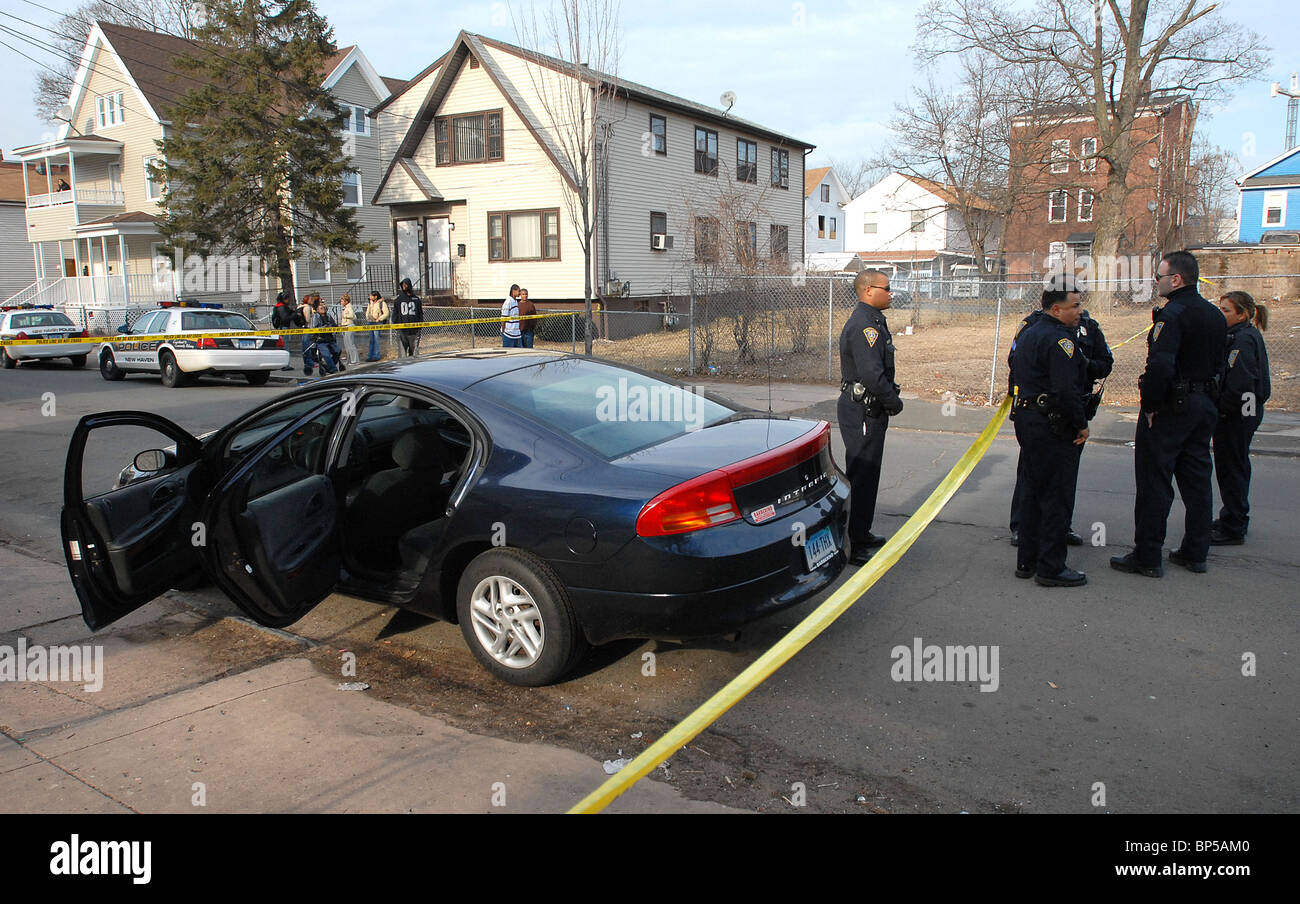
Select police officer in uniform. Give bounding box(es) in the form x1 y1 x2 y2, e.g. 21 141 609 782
1009 279 1090 586
1112 250 1226 577
838 269 903 565
1211 290 1270 545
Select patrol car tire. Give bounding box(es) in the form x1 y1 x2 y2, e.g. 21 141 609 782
2 348 16 369
244 370 271 386
69 354 87 368
99 350 125 381
159 352 186 388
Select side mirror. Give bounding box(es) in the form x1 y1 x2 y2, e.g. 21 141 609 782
133 449 168 473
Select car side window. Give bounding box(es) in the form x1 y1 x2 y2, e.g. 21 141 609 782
217 396 342 473
132 312 162 335
242 405 342 501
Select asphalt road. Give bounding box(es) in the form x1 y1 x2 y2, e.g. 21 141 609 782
1 360 1296 813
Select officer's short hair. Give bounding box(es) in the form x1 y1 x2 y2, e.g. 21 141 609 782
1041 273 1081 309
1161 250 1199 285
854 269 887 293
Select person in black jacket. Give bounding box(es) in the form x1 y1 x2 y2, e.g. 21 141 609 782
1111 251 1226 577
271 291 294 329
392 278 423 357
1211 291 1271 545
1009 279 1091 587
838 269 902 565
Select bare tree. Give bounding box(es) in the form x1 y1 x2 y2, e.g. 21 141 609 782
32 0 202 121
916 0 1269 272
512 0 622 354
826 156 889 199
1181 137 1240 245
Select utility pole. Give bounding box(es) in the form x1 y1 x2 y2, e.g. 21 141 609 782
1272 73 1299 151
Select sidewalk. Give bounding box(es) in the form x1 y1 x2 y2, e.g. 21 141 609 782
0 544 735 814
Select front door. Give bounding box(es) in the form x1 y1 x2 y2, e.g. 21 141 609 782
395 219 423 292
426 217 451 292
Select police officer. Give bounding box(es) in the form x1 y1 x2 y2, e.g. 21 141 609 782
1009 279 1090 587
1211 290 1271 545
1111 250 1226 577
838 269 903 565
1008 294 1112 547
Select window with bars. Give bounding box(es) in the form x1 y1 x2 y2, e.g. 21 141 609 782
488 209 560 261
435 110 504 164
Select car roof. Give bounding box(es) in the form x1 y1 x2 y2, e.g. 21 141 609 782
354 348 587 392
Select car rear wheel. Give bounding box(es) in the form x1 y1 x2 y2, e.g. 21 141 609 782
69 354 87 368
244 370 271 386
159 351 186 388
99 350 125 381
2 348 16 369
456 547 587 686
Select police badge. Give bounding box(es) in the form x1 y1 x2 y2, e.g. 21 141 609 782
1152 322 1164 342
864 327 879 347
1058 337 1075 357
1228 348 1240 367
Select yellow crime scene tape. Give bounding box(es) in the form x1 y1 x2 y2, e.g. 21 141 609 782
569 394 1015 814
0 312 574 347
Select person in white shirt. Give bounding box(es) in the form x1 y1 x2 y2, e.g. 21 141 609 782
502 284 521 347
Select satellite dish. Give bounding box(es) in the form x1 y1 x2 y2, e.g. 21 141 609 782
720 91 737 114
55 104 73 123
1147 200 1158 211
1148 157 1160 169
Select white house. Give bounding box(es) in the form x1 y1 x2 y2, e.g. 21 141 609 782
371 31 814 304
804 165 848 259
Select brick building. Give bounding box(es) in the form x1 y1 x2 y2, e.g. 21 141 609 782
1002 92 1196 278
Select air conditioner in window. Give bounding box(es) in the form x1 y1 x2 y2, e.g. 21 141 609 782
652 233 674 250
1048 241 1067 255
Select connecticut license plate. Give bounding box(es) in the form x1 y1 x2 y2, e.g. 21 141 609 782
804 526 836 571
237 339 256 349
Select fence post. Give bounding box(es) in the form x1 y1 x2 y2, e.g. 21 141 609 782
827 277 834 381
470 306 476 349
688 271 696 377
571 310 576 354
988 292 1003 406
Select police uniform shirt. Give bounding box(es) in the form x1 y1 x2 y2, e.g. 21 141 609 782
1077 310 1113 381
1221 321 1271 417
839 302 897 406
1139 285 1227 413
1011 313 1089 431
1007 309 1045 392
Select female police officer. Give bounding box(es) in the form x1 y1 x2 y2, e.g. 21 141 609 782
1211 291 1271 545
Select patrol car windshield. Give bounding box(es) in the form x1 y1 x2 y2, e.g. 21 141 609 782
8 312 74 329
180 311 255 331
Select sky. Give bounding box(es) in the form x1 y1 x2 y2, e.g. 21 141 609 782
1 0 1297 182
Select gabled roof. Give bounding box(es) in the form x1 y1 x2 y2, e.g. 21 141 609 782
805 166 831 198
1237 146 1300 185
381 76 408 96
903 174 996 212
321 45 391 103
371 53 449 114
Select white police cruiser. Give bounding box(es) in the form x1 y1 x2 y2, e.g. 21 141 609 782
98 302 289 387
1 306 96 369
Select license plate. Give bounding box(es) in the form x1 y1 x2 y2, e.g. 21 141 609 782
237 339 256 349
804 526 837 571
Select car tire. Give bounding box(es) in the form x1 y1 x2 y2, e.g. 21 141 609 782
69 354 87 368
2 348 16 369
99 350 125 381
159 351 186 388
456 547 587 686
244 370 271 386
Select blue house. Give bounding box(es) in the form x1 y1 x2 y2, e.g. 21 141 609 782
1237 147 1300 242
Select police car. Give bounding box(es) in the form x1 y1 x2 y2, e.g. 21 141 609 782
1 306 96 369
98 302 289 387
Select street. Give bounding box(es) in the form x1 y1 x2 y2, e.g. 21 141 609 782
1 362 1297 813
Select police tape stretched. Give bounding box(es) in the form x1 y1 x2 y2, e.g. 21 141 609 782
0 312 574 347
568 395 1014 814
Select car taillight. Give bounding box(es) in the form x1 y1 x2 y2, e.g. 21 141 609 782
197 337 217 349
635 422 831 537
77 330 89 338
15 331 28 340
274 337 285 348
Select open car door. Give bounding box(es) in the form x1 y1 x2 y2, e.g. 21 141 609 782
199 397 347 628
62 412 205 630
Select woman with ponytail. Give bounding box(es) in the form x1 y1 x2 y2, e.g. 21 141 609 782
1211 291 1271 545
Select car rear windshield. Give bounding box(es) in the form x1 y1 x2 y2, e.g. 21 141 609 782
472 359 733 459
9 312 74 328
180 311 254 331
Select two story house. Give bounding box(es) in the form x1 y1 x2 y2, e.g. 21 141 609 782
8 22 396 309
803 165 848 263
1236 146 1300 243
371 32 813 305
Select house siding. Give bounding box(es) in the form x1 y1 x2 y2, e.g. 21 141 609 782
1238 187 1300 242
805 173 847 256
0 203 38 298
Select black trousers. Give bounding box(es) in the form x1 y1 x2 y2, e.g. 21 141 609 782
1010 441 1083 533
1213 412 1262 537
1133 393 1218 565
1013 415 1081 577
838 394 888 544
398 329 420 357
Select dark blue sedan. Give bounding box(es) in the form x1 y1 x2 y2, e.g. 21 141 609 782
62 350 848 685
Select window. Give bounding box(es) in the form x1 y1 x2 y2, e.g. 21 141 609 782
817 215 825 239
435 110 503 164
343 255 365 281
1078 190 1094 222
307 257 330 283
734 220 757 262
341 171 361 206
1080 137 1097 173
1049 190 1068 223
649 114 666 155
694 216 720 262
1263 192 1286 227
96 92 125 128
736 139 757 183
820 184 830 203
863 216 877 234
770 225 789 260
694 127 718 175
910 210 925 233
771 148 789 189
829 217 837 240
650 211 667 250
487 209 560 261
342 104 369 135
1050 138 1070 174
144 155 162 201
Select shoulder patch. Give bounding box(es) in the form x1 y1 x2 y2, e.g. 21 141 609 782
864 327 879 347
1228 348 1240 368
1057 337 1075 357
1078 324 1087 337
1151 322 1164 342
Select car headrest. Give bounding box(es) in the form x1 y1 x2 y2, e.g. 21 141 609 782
392 425 451 472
